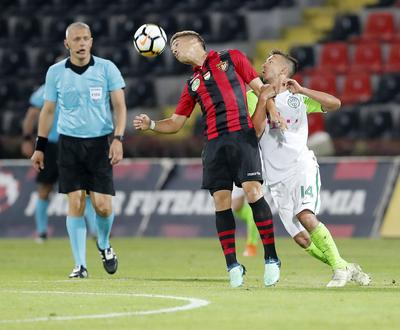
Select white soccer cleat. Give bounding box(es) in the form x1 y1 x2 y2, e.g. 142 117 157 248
228 264 246 288
264 258 281 287
326 268 352 287
348 263 371 286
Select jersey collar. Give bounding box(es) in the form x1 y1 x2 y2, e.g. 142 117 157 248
65 56 95 75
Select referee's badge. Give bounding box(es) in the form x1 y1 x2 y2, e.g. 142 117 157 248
287 95 300 108
191 78 200 92
90 87 102 100
216 60 228 71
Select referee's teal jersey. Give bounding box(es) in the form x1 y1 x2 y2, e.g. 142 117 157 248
44 56 125 138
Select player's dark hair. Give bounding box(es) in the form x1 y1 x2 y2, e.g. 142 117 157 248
170 31 206 50
269 49 298 77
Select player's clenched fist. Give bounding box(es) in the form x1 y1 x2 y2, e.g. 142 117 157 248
133 114 151 130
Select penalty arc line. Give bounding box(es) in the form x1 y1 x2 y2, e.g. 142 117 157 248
0 291 210 324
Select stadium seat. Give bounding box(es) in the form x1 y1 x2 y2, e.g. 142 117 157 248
307 71 338 96
174 0 210 12
325 107 360 138
179 15 212 41
0 81 16 104
211 0 243 11
125 79 155 108
318 42 349 73
340 71 372 105
361 12 395 42
145 14 178 38
31 48 65 75
289 46 315 71
327 14 361 41
352 42 383 73
373 74 400 103
0 18 9 40
308 113 326 136
0 48 28 75
245 0 280 10
10 16 40 42
111 15 144 43
41 17 73 42
383 42 400 73
363 110 394 138
214 14 247 42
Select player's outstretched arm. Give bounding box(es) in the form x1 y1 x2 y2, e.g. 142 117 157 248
286 78 341 112
133 113 187 134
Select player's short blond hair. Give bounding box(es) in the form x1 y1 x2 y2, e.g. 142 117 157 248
170 31 206 50
269 49 298 77
65 22 91 39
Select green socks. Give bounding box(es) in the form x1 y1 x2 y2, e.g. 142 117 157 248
305 241 329 265
234 203 258 245
310 223 347 270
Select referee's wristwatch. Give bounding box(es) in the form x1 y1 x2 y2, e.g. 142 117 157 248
113 135 124 142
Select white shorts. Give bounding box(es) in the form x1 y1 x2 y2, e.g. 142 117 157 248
268 158 321 237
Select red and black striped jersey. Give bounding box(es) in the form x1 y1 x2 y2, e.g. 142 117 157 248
175 49 259 140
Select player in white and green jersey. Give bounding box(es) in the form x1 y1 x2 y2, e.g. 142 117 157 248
250 49 371 287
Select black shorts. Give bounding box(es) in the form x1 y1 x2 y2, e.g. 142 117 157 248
201 128 263 194
36 142 59 185
58 134 115 195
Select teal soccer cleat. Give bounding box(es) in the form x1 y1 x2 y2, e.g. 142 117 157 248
264 258 281 286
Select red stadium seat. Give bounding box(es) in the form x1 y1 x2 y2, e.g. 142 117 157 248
361 12 395 41
308 113 325 136
383 42 400 73
318 42 349 73
352 42 383 73
308 71 338 96
340 71 372 105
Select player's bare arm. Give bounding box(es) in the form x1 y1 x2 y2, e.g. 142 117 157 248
248 77 263 96
285 78 341 112
31 101 56 172
251 84 276 137
133 113 187 133
21 106 40 157
109 89 127 165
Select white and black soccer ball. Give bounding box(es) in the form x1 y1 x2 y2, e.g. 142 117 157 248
133 24 167 57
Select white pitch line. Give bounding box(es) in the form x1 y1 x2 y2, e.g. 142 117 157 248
0 291 210 324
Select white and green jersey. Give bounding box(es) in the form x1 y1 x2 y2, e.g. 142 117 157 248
251 90 324 184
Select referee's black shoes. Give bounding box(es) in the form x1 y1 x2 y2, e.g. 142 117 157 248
96 242 118 274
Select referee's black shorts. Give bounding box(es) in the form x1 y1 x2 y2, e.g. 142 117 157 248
58 134 115 195
36 141 59 185
201 128 263 195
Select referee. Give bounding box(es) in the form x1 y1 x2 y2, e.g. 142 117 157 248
31 22 127 278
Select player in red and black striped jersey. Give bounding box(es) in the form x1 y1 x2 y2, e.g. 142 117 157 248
133 30 283 287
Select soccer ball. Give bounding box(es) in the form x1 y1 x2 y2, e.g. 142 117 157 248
133 24 167 57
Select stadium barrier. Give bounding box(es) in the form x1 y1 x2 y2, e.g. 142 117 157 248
0 157 399 238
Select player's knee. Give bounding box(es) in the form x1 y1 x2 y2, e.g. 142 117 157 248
94 200 112 217
242 182 263 203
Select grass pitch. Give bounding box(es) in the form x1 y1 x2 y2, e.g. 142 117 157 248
0 237 399 330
